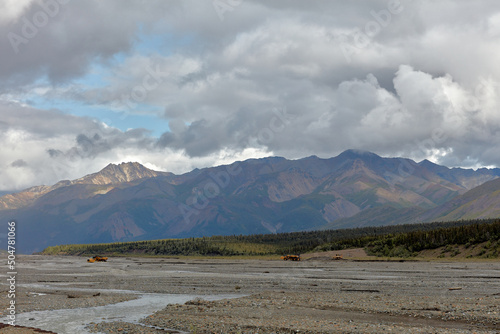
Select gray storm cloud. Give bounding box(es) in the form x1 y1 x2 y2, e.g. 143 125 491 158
0 0 500 190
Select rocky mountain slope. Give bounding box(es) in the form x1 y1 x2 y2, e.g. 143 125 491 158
418 177 500 221
2 150 500 253
0 162 171 210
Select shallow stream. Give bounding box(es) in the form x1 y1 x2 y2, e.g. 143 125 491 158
2 292 242 334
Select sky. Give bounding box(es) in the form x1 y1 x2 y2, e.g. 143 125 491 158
1 0 500 191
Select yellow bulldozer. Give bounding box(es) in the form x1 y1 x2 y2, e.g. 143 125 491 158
332 254 343 260
280 254 301 261
87 256 108 263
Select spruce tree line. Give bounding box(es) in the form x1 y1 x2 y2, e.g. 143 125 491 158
40 218 500 257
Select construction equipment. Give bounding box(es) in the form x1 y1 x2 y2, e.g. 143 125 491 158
332 254 343 260
280 254 301 261
87 256 108 263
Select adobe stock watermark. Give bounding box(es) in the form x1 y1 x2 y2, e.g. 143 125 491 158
104 61 171 129
212 0 243 21
7 0 71 54
383 126 448 190
178 163 243 224
119 63 170 110
255 107 292 146
338 0 403 64
384 76 499 188
462 76 499 113
6 221 17 325
179 107 294 225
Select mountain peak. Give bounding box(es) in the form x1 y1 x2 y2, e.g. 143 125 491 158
102 161 146 172
418 159 448 170
337 149 381 160
77 162 163 185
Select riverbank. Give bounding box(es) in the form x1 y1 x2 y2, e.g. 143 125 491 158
0 255 499 333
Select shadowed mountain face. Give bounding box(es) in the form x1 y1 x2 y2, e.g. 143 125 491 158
1 150 500 254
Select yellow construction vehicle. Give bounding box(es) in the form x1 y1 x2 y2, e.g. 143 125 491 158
87 256 108 263
332 254 343 260
280 254 301 261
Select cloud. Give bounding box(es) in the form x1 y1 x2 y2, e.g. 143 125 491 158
0 0 33 23
1 1 500 190
0 0 170 87
11 159 28 168
0 100 272 190
0 101 149 188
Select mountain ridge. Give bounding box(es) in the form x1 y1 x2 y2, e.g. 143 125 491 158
74 161 170 185
2 150 500 254
0 162 171 211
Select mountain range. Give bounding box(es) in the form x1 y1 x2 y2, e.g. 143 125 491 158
2 149 500 254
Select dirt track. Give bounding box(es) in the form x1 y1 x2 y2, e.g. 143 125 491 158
0 255 499 333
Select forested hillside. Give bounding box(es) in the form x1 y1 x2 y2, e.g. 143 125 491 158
364 219 500 258
41 218 500 258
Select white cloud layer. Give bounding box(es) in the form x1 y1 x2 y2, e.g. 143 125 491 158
1 0 500 190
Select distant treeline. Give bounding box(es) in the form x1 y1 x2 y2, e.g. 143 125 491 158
40 218 500 257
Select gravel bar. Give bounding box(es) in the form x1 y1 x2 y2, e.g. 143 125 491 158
0 255 498 333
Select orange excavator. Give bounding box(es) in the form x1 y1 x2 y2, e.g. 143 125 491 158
87 256 108 263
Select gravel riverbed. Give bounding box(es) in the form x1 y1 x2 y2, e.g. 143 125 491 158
0 255 499 333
